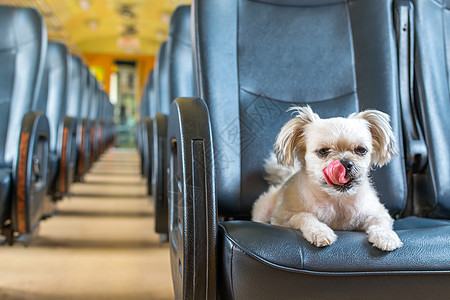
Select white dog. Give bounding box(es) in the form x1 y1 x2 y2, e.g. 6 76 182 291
252 106 403 251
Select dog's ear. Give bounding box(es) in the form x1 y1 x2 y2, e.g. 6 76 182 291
274 106 319 166
350 110 399 167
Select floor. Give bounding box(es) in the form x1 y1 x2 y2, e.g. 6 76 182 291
0 148 174 300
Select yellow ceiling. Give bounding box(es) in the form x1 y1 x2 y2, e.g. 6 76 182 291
0 0 191 56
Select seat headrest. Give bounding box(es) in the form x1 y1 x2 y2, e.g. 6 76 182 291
169 5 191 46
47 42 68 71
0 5 46 51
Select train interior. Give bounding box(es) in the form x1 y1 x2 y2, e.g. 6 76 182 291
0 0 449 299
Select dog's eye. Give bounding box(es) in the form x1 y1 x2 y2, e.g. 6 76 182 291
316 148 331 157
355 146 368 155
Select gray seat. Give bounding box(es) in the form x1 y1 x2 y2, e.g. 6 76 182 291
67 55 84 182
153 5 194 236
137 81 149 177
97 90 108 156
166 0 450 298
103 99 115 148
154 41 169 116
88 77 101 163
75 65 93 180
0 5 50 244
141 70 155 195
413 0 450 219
141 42 168 198
36 42 77 202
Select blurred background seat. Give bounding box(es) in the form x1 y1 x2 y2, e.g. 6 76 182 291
0 5 51 244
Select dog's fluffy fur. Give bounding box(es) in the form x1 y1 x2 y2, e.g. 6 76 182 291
252 106 403 251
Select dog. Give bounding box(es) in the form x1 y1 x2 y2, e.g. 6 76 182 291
251 106 403 251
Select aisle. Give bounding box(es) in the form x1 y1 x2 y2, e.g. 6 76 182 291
0 148 174 300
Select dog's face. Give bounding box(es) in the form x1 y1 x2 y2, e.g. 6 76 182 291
302 117 374 196
275 106 398 196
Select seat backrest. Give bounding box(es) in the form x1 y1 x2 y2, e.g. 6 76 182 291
167 5 194 102
37 42 70 153
414 0 450 218
0 5 47 165
154 41 170 115
67 55 83 119
193 0 406 218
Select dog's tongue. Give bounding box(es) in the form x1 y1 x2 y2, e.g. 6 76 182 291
323 160 350 186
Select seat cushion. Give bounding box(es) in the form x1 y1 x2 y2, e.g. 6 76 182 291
0 168 11 222
218 217 450 299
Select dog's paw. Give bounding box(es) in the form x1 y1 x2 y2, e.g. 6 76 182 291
368 229 403 251
302 225 337 247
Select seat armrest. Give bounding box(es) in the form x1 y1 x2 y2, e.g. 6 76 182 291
12 111 50 237
56 116 77 197
142 116 153 195
167 97 217 299
152 113 169 235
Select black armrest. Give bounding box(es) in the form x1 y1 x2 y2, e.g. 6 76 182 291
167 97 217 299
152 113 168 235
12 111 50 238
55 116 77 197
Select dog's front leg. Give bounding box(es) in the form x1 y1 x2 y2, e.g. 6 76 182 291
287 212 337 247
363 215 403 251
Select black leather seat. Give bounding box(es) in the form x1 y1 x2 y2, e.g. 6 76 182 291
104 99 115 148
100 92 114 149
75 65 93 180
96 90 114 153
153 5 194 236
0 5 51 244
413 0 450 219
97 90 110 156
36 42 77 203
142 42 168 199
166 0 450 298
88 78 101 164
154 41 169 116
141 41 169 198
67 55 83 123
68 55 84 182
138 83 149 176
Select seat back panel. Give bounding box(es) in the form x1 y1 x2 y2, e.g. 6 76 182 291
194 0 406 217
0 6 46 164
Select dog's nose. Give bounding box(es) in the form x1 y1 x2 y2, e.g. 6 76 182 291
340 159 354 173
